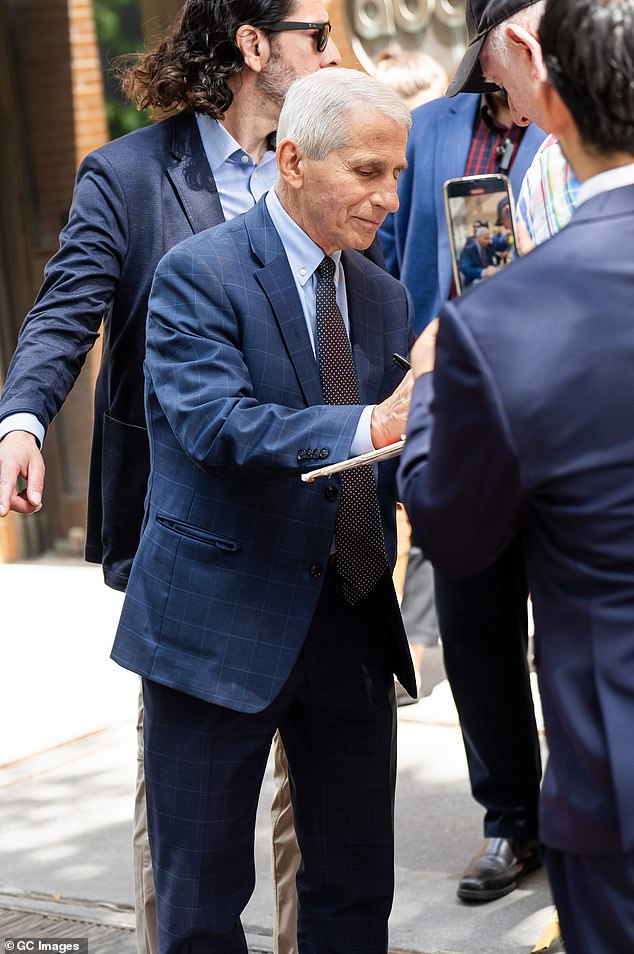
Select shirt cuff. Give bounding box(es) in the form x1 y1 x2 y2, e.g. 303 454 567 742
0 413 45 448
350 405 376 456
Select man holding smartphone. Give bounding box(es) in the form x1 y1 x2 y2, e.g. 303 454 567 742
400 2 634 947
379 0 546 904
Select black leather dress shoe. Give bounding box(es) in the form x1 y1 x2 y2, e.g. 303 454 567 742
457 837 542 902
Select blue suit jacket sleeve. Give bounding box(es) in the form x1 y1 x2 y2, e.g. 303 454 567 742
398 301 525 576
0 151 127 429
146 241 365 474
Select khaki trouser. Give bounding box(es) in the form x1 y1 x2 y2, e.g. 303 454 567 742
133 687 299 954
271 732 300 954
133 687 158 954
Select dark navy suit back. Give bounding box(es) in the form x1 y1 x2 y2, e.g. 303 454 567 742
404 185 634 853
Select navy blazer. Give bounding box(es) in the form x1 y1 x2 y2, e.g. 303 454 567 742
0 113 224 590
111 198 416 713
399 184 634 854
379 93 545 331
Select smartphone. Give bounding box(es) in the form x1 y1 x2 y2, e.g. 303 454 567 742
443 174 517 296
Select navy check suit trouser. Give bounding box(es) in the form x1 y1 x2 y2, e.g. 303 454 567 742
142 566 398 954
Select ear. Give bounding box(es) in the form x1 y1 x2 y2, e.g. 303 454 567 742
536 80 573 139
505 22 547 82
234 23 271 74
276 138 305 191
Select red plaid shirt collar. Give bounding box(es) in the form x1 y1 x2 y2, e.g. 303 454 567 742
463 96 525 178
449 98 525 299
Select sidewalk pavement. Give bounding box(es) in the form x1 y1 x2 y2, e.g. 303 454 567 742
1 558 559 954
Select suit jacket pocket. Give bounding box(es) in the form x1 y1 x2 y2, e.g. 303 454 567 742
155 515 242 551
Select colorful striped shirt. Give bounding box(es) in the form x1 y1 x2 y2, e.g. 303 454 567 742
516 135 580 246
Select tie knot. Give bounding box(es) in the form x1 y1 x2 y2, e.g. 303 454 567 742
317 256 336 283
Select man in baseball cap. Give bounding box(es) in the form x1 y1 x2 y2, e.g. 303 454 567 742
447 1 547 130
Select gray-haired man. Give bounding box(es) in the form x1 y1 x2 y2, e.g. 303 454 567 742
111 68 416 954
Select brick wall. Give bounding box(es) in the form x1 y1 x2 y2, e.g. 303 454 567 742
13 0 107 252
69 0 110 165
0 0 108 561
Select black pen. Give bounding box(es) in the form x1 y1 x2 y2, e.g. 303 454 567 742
392 352 411 372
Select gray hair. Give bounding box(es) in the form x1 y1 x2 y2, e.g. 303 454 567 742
487 0 545 69
276 67 412 161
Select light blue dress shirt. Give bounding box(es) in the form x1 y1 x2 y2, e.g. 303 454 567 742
196 114 277 220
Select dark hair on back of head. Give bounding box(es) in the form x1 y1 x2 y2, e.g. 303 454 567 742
539 0 634 156
119 0 294 118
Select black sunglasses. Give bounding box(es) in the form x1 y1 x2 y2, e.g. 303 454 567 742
266 20 332 53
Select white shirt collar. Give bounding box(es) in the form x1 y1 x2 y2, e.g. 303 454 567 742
577 162 634 207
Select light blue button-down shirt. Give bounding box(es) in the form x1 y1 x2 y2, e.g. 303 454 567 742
196 114 277 220
265 189 374 455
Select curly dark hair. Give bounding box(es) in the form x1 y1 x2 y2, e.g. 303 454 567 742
540 0 634 156
120 0 295 118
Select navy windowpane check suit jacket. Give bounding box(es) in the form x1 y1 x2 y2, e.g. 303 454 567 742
111 198 416 713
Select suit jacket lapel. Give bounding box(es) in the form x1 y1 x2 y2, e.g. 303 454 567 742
166 113 224 233
247 202 324 407
435 95 481 299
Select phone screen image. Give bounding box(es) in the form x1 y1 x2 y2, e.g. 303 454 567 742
443 175 517 296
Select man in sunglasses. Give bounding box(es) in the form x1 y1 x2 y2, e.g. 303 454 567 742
0 2 339 953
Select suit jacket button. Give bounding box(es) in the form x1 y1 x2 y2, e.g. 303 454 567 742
325 485 338 502
320 448 329 459
309 562 323 578
298 450 306 461
312 448 321 460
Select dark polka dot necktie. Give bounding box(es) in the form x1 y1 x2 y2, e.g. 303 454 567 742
315 255 388 604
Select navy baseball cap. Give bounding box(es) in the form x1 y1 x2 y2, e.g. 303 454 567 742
446 0 540 97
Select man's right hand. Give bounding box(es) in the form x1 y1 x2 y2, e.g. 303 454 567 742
0 431 44 517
